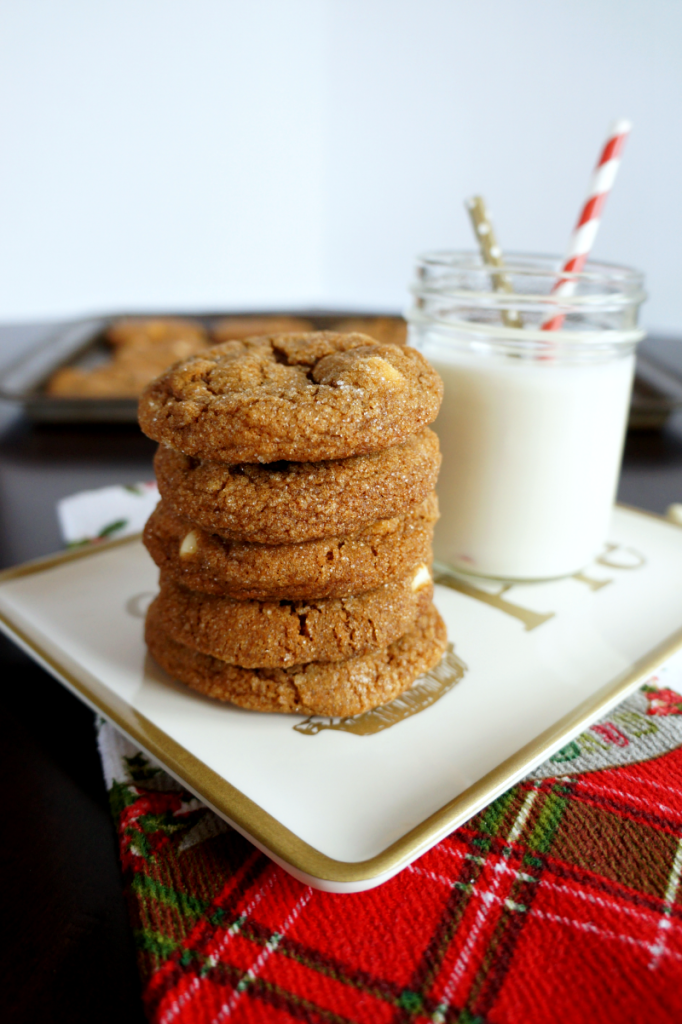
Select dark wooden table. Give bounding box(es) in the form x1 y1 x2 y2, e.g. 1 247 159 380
0 326 681 1022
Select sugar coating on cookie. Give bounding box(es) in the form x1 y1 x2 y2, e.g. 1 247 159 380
153 428 441 545
151 570 433 668
138 332 443 463
143 493 438 600
145 601 448 717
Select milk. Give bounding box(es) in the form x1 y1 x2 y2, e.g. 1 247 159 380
426 342 635 580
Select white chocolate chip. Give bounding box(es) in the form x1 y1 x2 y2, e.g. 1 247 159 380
179 531 199 557
364 356 405 384
411 564 432 591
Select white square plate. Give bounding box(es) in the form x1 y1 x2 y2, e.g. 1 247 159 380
1 505 681 892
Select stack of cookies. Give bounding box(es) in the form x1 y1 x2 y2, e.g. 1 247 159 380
138 331 447 718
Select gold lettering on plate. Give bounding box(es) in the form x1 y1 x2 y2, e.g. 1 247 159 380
293 643 466 737
571 571 612 592
433 540 647 632
596 543 646 570
433 570 554 632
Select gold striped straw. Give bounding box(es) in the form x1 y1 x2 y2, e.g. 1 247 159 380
465 196 522 328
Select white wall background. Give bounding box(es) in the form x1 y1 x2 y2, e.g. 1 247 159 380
0 0 680 330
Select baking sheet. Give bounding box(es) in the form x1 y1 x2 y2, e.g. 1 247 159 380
0 311 408 422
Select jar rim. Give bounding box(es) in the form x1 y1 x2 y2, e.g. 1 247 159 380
416 250 644 281
414 250 646 306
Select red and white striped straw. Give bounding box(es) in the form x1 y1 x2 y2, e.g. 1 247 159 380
542 118 632 331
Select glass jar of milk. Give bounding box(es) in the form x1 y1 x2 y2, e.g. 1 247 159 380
407 252 646 581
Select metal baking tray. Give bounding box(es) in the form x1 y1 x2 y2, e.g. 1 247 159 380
0 311 407 424
0 313 680 429
630 350 682 429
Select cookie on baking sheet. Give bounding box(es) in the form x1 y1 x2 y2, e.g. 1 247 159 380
46 360 174 398
210 315 314 343
46 363 144 398
138 331 443 463
332 316 408 347
46 318 209 398
145 601 447 717
107 317 207 349
116 339 208 372
151 566 433 668
153 428 440 545
111 319 208 375
143 493 438 600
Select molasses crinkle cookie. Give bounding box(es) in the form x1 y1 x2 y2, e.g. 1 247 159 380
142 493 438 600
149 567 433 668
138 331 443 463
153 428 441 545
145 601 447 717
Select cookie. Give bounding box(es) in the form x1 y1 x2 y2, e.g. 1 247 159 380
46 318 208 398
107 317 207 349
111 320 208 376
116 339 208 369
145 601 447 716
46 348 208 398
332 317 407 346
211 315 314 343
46 361 162 398
138 332 443 463
143 493 438 600
46 364 133 398
151 566 433 668
154 427 440 544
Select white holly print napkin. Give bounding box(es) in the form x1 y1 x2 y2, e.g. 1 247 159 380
56 481 159 547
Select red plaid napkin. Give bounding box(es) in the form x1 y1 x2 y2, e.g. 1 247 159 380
98 670 682 1024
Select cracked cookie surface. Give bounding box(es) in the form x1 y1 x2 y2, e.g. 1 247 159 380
145 601 447 716
151 567 433 668
153 428 440 545
138 331 443 463
143 493 438 600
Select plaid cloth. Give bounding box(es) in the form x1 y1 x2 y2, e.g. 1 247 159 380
99 673 682 1024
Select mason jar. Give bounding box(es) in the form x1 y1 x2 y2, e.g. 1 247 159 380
407 252 646 581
